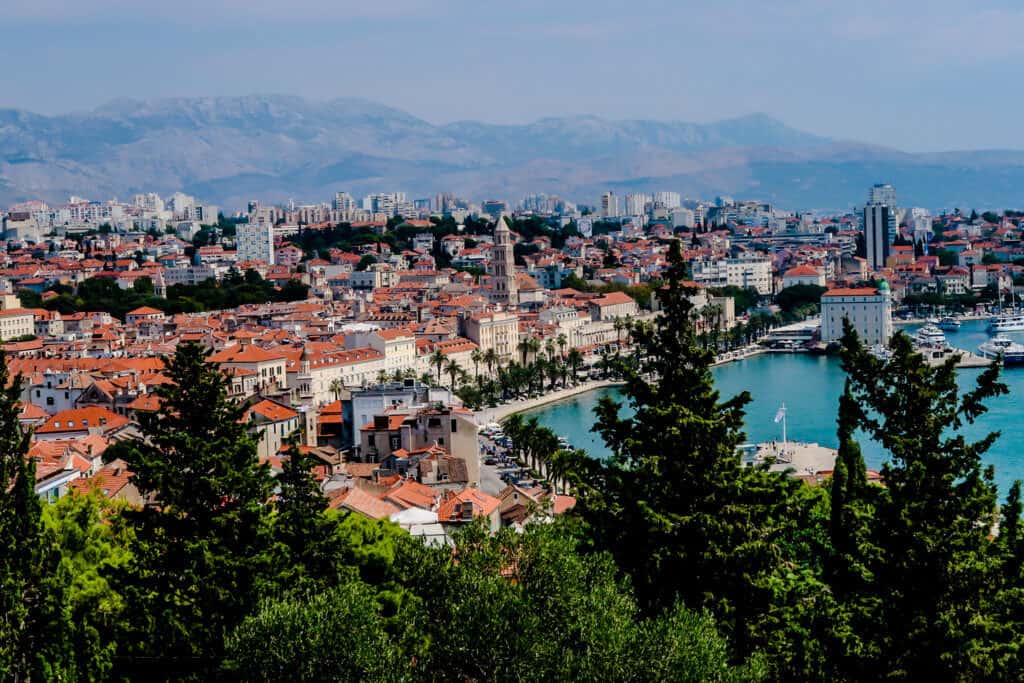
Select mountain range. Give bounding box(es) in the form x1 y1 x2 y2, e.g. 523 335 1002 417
3 94 1024 212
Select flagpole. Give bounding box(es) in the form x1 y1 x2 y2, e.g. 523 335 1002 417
782 402 787 456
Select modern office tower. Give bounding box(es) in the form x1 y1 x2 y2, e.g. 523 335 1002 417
864 183 898 271
869 183 897 208
600 191 620 218
864 203 894 271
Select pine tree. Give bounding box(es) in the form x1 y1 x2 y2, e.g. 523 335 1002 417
117 342 274 678
569 239 808 653
0 351 75 679
839 320 1009 679
269 445 342 590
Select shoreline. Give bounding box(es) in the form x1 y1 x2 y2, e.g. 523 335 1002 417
474 344 771 426
474 379 625 425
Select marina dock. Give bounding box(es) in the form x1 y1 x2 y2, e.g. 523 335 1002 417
744 441 838 483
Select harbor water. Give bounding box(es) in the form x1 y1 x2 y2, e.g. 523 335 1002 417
524 320 1024 494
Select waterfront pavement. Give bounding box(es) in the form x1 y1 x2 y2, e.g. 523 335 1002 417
755 441 838 479
474 379 625 425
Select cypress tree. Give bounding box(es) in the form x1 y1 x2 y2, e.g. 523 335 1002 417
117 342 274 678
0 352 74 679
839 320 1008 679
570 239 808 652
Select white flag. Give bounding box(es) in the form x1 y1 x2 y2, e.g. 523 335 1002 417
773 406 786 423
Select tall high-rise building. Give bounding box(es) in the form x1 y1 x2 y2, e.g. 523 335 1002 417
654 191 681 209
481 200 508 220
864 203 893 271
864 183 898 271
236 222 275 265
869 183 897 207
333 191 355 212
489 214 518 309
624 193 650 216
600 191 620 218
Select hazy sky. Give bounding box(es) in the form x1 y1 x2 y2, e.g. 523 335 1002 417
3 0 1023 152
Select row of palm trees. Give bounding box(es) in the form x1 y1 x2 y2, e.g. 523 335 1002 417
499 413 581 495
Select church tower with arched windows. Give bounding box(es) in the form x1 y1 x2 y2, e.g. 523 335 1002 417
489 213 518 308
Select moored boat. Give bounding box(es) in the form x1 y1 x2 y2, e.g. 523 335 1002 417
938 316 961 331
913 324 947 349
989 312 1024 333
979 335 1024 365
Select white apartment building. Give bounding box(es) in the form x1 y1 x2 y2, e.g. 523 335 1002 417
236 223 275 265
819 283 893 346
691 256 773 295
288 348 385 405
654 192 681 209
464 311 519 362
0 309 35 341
624 193 650 216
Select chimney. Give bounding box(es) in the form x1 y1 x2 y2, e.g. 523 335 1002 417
373 415 389 430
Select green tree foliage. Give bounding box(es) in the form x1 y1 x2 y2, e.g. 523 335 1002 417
0 351 76 679
225 580 405 682
41 269 307 318
43 490 135 678
829 322 1011 679
709 284 760 314
775 284 827 312
268 446 349 591
228 521 761 682
116 342 275 678
568 240 808 653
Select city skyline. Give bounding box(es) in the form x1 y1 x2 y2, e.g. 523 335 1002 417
5 0 1024 152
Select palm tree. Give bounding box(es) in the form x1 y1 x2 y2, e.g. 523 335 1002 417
545 358 561 390
613 317 624 343
444 358 461 389
430 349 446 386
567 349 583 384
470 348 483 380
375 369 388 384
483 348 498 376
544 339 556 361
518 337 532 365
329 377 344 401
527 336 541 364
556 333 568 359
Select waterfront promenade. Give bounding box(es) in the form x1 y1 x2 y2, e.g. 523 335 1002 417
474 379 624 425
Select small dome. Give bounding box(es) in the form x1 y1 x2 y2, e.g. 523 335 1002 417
877 279 891 292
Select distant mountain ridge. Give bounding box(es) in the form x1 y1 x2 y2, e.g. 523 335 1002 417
2 94 1024 211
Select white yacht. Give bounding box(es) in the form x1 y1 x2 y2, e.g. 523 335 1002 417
979 335 1024 365
869 345 893 362
913 324 947 348
988 312 1024 333
938 316 961 331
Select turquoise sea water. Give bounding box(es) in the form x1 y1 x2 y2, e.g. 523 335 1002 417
524 320 1024 494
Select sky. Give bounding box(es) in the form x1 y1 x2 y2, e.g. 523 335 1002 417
3 0 1024 152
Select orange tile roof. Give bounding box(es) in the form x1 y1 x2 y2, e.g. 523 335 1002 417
383 480 439 511
36 407 129 435
437 488 500 522
208 345 286 364
245 399 299 423
331 487 400 519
